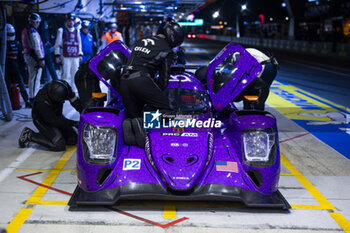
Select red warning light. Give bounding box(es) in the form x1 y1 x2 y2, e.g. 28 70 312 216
259 14 264 25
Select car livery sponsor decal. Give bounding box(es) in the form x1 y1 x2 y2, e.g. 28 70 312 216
170 142 189 147
215 161 238 173
161 132 198 137
123 159 141 170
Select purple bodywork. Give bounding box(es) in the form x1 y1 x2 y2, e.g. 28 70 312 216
69 41 290 209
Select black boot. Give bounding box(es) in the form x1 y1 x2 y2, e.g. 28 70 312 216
18 127 33 148
25 101 32 108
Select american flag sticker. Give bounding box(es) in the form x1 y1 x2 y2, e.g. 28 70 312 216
215 161 238 173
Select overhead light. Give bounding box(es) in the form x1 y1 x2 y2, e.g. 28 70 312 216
241 4 247 11
281 2 286 7
213 11 219 18
269 17 273 21
285 17 289 20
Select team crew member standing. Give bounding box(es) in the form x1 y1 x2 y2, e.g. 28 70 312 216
100 23 123 49
6 24 31 108
18 80 83 151
55 13 83 92
80 20 94 62
21 13 45 102
120 22 184 118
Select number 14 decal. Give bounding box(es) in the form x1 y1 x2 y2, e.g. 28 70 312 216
123 159 141 170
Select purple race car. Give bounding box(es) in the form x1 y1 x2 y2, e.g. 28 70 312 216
68 41 290 209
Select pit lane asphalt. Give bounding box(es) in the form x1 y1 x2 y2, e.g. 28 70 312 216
1 39 350 233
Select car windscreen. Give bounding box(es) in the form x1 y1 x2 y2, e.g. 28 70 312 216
164 88 211 114
212 52 241 94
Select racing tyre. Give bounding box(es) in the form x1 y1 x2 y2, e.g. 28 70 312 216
122 118 136 146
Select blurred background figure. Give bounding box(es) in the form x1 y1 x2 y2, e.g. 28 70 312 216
55 13 82 93
144 25 152 37
40 19 58 83
5 24 31 109
100 23 123 49
21 13 45 103
80 20 94 63
157 14 173 35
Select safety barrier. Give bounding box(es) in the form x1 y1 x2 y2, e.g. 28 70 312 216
199 34 350 60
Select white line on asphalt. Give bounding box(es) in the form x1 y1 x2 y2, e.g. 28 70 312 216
284 60 350 78
0 148 35 183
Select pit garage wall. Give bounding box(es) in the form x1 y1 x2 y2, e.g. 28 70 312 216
198 34 350 60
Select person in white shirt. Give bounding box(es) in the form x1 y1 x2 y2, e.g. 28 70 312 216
54 13 83 92
21 13 45 101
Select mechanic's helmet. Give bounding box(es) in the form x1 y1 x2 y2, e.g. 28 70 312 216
47 80 69 103
81 20 90 28
6 24 15 41
163 22 184 48
28 13 41 23
66 13 76 21
110 23 118 29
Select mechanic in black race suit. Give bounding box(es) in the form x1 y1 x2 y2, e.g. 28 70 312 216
18 80 83 151
120 22 184 147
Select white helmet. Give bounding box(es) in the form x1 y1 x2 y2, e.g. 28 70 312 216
82 20 90 28
6 24 15 41
75 17 82 30
28 13 41 23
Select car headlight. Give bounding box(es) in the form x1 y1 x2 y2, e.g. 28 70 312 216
83 123 117 163
242 129 275 163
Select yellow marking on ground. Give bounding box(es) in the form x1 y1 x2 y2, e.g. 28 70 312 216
281 153 335 210
30 200 68 205
26 146 75 205
280 173 293 176
163 205 177 219
291 205 333 210
15 168 76 172
6 208 33 233
285 84 350 113
266 90 331 121
329 212 350 232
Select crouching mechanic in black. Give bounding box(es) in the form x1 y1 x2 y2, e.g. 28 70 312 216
120 22 184 147
18 80 83 151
